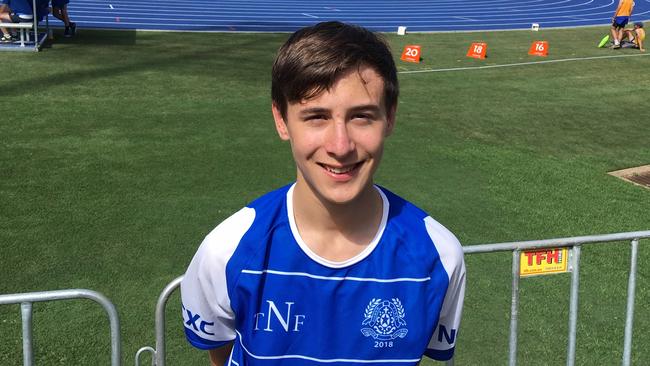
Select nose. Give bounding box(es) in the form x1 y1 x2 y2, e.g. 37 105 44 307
324 120 355 157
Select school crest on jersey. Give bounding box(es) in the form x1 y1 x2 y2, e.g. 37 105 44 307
361 298 408 340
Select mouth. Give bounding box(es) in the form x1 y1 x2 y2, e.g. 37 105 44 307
318 161 363 175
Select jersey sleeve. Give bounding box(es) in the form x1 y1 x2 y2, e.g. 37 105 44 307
180 207 256 350
423 216 467 361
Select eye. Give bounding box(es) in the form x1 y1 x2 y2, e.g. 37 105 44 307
351 113 375 124
306 114 326 120
303 114 328 123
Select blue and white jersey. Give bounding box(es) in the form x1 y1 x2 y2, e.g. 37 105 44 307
181 184 466 364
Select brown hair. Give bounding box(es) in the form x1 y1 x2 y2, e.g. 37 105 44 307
271 21 398 119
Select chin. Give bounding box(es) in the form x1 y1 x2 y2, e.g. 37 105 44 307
318 182 371 206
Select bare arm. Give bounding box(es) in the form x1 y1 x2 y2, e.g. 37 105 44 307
637 30 645 51
613 0 623 18
208 342 234 366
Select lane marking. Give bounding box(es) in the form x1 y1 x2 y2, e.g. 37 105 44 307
301 12 319 18
399 53 650 74
455 16 478 21
108 4 114 9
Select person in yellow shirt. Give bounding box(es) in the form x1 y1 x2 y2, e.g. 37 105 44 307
610 0 635 48
621 22 645 52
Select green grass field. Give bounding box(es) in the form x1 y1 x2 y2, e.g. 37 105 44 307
1 26 649 365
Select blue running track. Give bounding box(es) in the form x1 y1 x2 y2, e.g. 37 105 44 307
57 0 650 32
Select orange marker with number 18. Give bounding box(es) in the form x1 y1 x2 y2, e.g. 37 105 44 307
466 42 487 59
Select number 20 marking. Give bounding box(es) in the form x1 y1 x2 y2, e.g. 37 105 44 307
405 47 419 57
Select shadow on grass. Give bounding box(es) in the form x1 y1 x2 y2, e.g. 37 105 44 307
48 28 137 46
0 29 281 97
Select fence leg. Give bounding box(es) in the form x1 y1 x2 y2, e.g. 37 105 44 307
154 276 183 366
622 239 639 366
135 346 155 366
21 302 34 366
566 245 581 366
509 250 521 366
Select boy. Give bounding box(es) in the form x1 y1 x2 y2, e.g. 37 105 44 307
180 21 466 366
621 22 645 51
610 0 635 48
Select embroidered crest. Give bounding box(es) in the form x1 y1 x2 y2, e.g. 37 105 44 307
361 298 408 340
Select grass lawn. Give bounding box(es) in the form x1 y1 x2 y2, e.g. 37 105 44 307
0 26 649 365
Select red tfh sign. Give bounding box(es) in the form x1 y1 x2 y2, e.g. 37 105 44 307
528 41 549 56
524 249 562 266
400 45 421 63
466 42 487 59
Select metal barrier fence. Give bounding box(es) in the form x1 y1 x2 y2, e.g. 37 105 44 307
135 277 183 366
463 230 650 366
1 230 649 365
137 230 650 366
0 289 121 366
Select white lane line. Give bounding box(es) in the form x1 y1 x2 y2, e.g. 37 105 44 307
455 16 478 21
108 4 114 9
399 53 650 74
301 13 319 18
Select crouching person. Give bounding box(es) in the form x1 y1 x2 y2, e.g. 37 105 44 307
621 22 645 51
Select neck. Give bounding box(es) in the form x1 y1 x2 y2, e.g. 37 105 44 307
291 180 384 261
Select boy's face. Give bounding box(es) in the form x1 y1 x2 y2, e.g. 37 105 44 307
272 65 395 206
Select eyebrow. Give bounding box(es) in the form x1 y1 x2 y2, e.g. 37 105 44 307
298 107 329 116
298 105 382 116
348 105 382 114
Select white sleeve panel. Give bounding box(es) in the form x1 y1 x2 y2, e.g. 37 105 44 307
181 207 256 344
424 216 467 354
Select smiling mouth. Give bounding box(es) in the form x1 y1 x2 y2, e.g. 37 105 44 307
319 162 363 174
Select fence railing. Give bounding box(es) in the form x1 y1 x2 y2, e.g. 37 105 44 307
135 276 183 366
463 230 649 366
0 289 121 366
2 230 649 366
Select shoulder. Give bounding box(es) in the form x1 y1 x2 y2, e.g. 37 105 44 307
246 184 292 214
193 206 257 269
378 186 429 222
197 186 289 258
422 216 464 274
379 186 464 271
195 184 293 266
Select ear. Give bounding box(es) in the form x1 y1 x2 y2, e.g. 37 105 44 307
384 105 397 137
272 103 290 141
